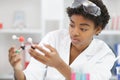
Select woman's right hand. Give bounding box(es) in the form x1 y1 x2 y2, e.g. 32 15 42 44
8 47 23 71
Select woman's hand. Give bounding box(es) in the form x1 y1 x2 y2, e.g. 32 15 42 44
8 47 23 71
29 44 63 68
8 47 26 80
29 44 71 80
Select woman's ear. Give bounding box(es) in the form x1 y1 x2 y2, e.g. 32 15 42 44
95 26 102 35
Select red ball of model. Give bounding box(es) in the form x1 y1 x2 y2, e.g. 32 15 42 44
19 36 25 42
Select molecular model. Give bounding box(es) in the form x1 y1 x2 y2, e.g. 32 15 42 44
12 35 33 53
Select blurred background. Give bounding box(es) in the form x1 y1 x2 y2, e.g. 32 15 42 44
0 0 120 80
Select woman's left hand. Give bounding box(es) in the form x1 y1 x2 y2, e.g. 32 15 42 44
29 44 63 68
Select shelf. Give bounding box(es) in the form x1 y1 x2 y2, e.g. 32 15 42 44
0 29 120 35
100 30 120 35
0 28 42 34
0 74 13 79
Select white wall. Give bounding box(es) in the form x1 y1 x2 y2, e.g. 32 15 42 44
41 0 64 35
63 0 73 29
103 0 120 16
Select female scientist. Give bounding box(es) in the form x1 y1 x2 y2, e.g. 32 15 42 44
8 0 115 80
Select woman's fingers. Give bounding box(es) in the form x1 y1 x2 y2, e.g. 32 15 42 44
9 47 15 58
29 44 62 67
29 48 48 63
10 55 21 67
9 54 21 67
34 45 50 56
8 47 22 69
9 54 16 62
44 44 55 52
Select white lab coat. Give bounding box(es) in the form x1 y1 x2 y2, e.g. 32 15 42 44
23 29 115 80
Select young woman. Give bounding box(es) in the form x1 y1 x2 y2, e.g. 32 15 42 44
9 0 115 80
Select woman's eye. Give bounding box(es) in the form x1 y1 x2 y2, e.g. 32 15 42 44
69 24 74 28
80 28 88 32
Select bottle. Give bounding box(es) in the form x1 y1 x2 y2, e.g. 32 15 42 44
13 11 26 29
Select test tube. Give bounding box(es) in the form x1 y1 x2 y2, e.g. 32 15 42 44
71 72 76 80
76 72 81 80
86 73 90 80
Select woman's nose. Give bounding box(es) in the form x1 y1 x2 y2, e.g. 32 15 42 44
73 28 80 36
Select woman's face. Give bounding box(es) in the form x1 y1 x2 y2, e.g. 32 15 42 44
69 15 101 48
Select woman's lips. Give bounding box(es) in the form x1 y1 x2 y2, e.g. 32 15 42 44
71 38 79 43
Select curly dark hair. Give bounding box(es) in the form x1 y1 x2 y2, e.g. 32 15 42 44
67 0 110 29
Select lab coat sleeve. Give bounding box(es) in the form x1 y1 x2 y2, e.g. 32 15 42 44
39 31 56 47
84 52 115 80
23 57 47 80
23 31 56 80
